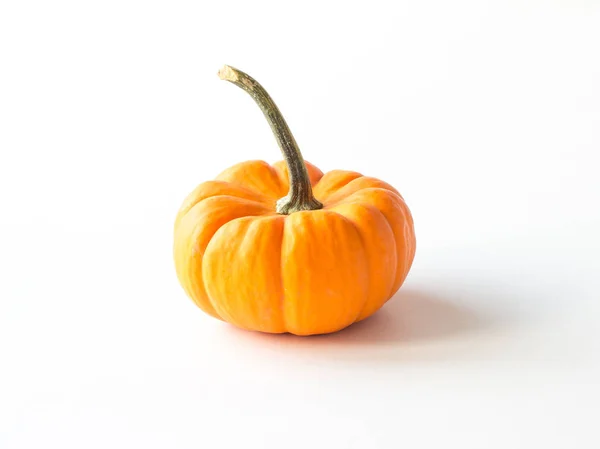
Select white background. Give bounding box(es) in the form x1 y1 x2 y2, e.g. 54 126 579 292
1 0 599 447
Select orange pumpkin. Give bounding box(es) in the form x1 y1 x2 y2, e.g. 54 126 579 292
174 65 416 336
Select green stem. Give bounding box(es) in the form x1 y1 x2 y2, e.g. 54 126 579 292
218 65 323 215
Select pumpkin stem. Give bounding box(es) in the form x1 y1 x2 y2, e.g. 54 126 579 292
218 65 323 215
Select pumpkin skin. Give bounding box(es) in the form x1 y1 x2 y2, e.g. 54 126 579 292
173 159 416 336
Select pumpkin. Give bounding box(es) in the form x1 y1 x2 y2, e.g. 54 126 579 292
173 65 416 336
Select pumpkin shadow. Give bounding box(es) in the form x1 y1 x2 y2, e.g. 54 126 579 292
223 288 493 348
321 288 486 344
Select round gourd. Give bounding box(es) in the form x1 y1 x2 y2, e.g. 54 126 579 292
173 65 416 336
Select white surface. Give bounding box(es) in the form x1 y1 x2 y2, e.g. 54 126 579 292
1 1 600 448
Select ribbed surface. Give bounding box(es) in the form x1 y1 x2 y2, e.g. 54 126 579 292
173 160 416 335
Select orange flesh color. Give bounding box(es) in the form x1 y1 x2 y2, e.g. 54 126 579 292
174 160 416 335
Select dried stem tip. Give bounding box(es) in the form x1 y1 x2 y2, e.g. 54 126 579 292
218 65 238 82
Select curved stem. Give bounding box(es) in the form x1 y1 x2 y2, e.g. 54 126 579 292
218 65 323 215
